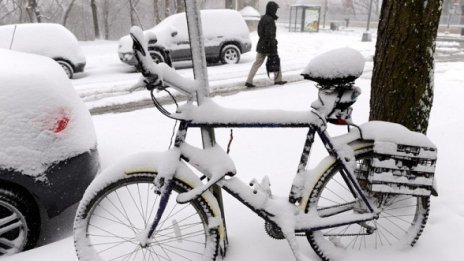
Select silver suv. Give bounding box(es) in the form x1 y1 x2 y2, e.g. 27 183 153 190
118 9 252 67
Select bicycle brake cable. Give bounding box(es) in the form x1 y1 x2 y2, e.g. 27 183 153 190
226 129 234 154
168 120 177 149
149 88 180 149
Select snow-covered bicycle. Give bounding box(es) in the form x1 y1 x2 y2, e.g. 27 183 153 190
73 27 438 261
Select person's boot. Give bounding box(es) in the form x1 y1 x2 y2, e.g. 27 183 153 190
245 82 256 88
275 81 287 85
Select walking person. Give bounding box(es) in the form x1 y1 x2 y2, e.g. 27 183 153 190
245 1 287 88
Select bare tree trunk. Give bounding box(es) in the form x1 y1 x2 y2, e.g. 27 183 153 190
369 0 443 134
26 0 41 22
158 0 165 21
225 0 233 9
176 0 184 12
166 0 175 17
19 0 26 22
61 0 77 26
32 0 41 22
153 0 160 23
102 0 110 39
461 0 464 35
165 0 170 18
0 1 20 23
128 0 138 26
90 0 101 39
375 0 381 14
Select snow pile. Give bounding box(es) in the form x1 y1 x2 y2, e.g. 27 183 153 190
333 121 436 148
0 50 96 178
240 6 261 19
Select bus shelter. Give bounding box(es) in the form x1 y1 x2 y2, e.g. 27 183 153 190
288 4 321 32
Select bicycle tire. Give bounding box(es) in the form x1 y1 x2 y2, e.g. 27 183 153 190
74 172 219 261
306 146 430 261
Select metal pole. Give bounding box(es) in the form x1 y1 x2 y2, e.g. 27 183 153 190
184 0 228 253
361 0 374 41
461 0 464 35
365 0 373 31
323 0 328 29
288 6 292 32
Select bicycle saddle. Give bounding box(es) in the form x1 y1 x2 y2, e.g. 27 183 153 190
301 47 365 87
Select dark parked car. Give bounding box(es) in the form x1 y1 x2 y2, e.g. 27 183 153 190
0 49 99 255
0 23 86 79
118 9 252 67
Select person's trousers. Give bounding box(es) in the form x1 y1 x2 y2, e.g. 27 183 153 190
246 52 282 84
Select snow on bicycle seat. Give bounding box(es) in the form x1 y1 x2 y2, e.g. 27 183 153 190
301 47 365 86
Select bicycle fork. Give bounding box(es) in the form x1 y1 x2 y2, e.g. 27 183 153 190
139 179 174 247
140 121 189 246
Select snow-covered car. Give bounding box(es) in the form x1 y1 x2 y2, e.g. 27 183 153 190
0 23 86 79
118 9 252 66
0 49 99 255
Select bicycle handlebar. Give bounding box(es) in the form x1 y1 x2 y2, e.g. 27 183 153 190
130 26 198 97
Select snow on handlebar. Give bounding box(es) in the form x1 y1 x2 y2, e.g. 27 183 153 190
129 26 199 96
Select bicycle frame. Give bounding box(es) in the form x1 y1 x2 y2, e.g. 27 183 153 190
131 24 378 244
145 104 378 240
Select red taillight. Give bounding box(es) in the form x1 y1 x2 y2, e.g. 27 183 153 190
53 116 69 133
49 108 70 133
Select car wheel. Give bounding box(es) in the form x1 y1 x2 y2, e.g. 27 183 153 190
220 44 241 64
149 51 165 64
0 188 40 255
57 60 74 79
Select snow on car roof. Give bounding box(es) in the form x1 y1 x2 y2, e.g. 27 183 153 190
0 49 96 179
0 23 86 65
120 9 250 52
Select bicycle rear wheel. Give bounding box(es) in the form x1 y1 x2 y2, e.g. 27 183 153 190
74 172 219 261
306 146 430 261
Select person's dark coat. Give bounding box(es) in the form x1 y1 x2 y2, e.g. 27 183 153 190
256 1 279 54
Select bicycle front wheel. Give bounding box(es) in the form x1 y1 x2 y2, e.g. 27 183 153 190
74 172 219 261
306 146 430 261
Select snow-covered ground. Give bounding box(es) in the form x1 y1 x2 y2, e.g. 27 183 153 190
4 27 464 260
